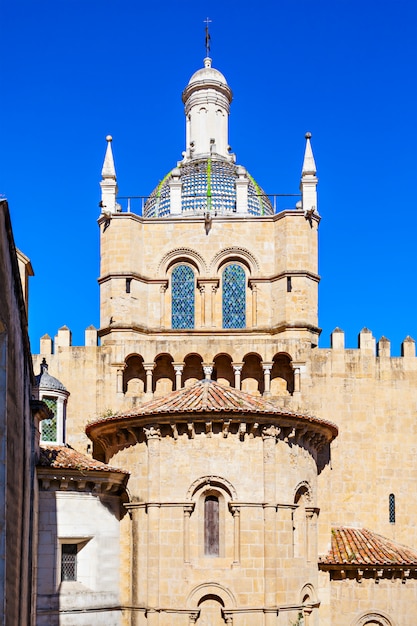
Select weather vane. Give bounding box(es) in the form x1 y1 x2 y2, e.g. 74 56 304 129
204 17 212 57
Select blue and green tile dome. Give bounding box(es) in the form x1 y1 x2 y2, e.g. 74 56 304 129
143 157 274 218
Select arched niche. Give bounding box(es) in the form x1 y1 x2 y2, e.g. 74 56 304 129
153 353 174 396
123 354 145 396
271 352 294 396
187 582 236 610
212 354 234 388
241 353 263 395
183 353 204 387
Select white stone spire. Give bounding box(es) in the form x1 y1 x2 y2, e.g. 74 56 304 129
301 132 317 176
100 135 119 214
181 58 234 162
300 132 318 216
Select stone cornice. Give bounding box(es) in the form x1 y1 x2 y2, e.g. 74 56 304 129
98 322 321 338
98 208 318 226
87 413 336 463
37 466 128 495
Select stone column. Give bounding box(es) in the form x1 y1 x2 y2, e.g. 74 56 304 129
230 505 241 564
211 284 218 327
251 283 258 327
262 363 273 397
173 363 184 390
232 363 243 390
144 363 155 395
145 425 161 626
159 284 167 328
262 425 277 624
303 608 313 626
116 366 125 394
199 285 206 327
292 363 304 393
183 504 194 563
305 507 318 564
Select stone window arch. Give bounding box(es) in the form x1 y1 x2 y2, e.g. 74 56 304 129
172 264 195 329
186 476 237 562
353 612 394 626
222 264 246 329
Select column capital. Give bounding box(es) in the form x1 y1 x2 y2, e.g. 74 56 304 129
229 503 240 517
262 362 273 372
203 363 214 379
143 362 155 372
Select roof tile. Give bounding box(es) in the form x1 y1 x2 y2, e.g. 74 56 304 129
87 379 338 437
38 444 128 474
320 527 417 566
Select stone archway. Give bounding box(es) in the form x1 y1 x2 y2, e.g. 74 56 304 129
198 595 224 626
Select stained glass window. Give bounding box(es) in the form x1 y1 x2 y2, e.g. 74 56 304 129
222 264 246 329
172 265 195 329
41 396 57 442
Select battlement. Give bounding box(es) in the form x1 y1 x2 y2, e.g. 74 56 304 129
39 325 98 353
36 325 416 360
330 327 416 358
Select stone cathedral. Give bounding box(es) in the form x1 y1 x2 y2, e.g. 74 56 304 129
27 55 417 626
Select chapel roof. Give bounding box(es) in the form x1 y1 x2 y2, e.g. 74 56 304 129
319 527 417 566
38 444 128 475
86 379 338 437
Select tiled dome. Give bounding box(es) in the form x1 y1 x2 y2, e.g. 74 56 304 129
35 358 67 393
143 158 274 218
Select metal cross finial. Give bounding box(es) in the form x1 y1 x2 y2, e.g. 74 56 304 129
204 17 212 56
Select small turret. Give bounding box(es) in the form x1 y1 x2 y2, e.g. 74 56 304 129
181 57 233 162
300 132 318 218
99 135 119 215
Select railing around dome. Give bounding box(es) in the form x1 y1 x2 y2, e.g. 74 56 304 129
116 194 301 217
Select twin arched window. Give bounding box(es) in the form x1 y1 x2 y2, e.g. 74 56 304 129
171 262 246 330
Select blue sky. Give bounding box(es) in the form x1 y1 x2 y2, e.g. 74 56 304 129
2 0 416 355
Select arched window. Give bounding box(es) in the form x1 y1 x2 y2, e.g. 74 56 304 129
41 396 58 442
204 495 219 556
389 493 395 523
171 265 195 329
222 264 246 329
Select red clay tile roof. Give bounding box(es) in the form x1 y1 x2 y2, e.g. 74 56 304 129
319 527 417 566
86 379 338 437
38 444 128 474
